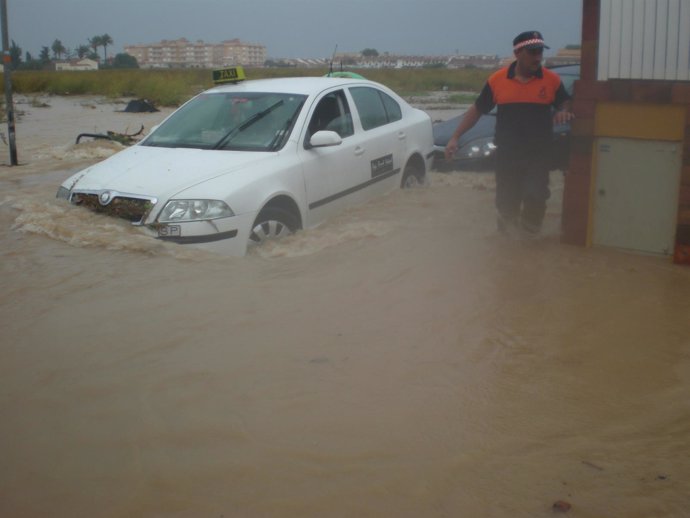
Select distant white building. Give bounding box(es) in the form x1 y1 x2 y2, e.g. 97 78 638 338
447 54 500 69
357 55 448 69
55 58 99 71
335 53 499 70
544 47 581 67
124 38 266 68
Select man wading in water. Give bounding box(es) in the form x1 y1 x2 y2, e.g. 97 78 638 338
445 31 575 238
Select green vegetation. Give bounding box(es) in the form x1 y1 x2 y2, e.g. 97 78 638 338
447 93 479 104
361 67 491 96
1 67 494 107
5 69 210 106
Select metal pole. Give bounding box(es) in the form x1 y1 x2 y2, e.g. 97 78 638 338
1 0 18 165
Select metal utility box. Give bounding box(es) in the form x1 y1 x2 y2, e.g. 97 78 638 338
593 137 682 256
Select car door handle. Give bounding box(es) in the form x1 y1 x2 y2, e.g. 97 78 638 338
354 146 365 156
398 131 406 140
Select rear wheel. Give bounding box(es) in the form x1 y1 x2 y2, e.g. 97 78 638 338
401 159 425 188
248 207 299 246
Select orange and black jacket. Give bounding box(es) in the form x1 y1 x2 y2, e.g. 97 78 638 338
475 62 571 153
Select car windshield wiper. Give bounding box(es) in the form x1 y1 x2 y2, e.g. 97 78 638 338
212 100 284 150
267 100 305 151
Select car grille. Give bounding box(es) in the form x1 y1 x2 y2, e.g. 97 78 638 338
71 192 154 224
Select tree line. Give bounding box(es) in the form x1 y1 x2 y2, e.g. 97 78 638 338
7 34 138 70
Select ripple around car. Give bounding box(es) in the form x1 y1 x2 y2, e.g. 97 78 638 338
57 68 435 256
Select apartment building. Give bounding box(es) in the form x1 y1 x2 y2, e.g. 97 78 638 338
124 38 266 68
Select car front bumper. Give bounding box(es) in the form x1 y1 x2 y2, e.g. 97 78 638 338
143 211 258 256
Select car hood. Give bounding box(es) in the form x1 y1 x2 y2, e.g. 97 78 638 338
432 112 496 147
67 145 275 200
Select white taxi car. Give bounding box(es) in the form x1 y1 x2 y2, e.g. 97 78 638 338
56 68 434 255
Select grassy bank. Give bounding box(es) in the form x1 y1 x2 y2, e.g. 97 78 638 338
2 67 492 107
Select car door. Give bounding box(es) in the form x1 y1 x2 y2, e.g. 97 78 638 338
347 86 407 197
299 89 368 226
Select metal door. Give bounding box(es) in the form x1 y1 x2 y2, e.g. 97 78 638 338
593 137 681 255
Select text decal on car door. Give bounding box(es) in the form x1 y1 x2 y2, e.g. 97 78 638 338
371 154 394 178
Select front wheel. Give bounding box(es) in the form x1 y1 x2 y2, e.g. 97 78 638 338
248 207 299 246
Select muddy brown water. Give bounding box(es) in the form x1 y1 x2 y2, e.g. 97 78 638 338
1 96 689 517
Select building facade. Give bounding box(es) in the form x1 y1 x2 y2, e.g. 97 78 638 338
124 38 266 68
55 58 99 71
562 0 690 264
544 47 582 67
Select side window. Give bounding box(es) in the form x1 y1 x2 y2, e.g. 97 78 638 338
349 87 402 130
350 87 387 130
307 90 353 139
380 91 402 123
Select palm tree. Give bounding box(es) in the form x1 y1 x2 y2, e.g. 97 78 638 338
39 46 50 65
89 35 102 61
51 39 66 60
76 44 91 59
100 33 113 62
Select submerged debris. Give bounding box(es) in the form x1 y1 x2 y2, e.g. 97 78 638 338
76 125 145 146
552 500 572 513
122 99 159 113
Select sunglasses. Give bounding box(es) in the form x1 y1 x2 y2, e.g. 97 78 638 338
526 48 544 56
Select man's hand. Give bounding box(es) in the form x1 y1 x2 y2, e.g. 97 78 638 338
443 105 482 161
553 110 575 125
445 137 459 161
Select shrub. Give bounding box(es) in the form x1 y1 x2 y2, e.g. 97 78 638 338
1 67 495 107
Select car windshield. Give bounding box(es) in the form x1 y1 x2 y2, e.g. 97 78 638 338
142 91 307 151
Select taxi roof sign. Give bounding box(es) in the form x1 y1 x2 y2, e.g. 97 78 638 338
213 66 246 84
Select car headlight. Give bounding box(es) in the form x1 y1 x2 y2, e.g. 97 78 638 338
157 199 235 223
56 186 71 200
458 137 497 159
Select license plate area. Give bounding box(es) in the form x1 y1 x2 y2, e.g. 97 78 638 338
157 225 181 237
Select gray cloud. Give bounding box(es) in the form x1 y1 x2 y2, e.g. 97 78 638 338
10 0 582 59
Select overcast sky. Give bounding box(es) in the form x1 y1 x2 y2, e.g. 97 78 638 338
10 0 582 59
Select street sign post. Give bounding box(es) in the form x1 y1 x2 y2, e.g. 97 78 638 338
1 0 18 165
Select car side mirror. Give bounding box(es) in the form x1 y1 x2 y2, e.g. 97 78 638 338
308 130 342 148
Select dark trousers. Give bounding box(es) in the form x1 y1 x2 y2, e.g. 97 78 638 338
495 149 550 232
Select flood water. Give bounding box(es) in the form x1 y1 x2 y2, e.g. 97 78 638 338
1 96 689 518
